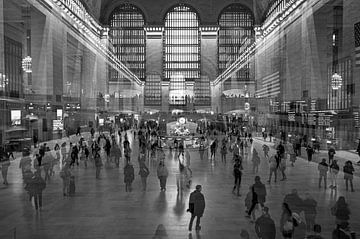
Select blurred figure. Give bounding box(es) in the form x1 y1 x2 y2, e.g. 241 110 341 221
232 158 243 196
94 151 103 179
318 158 328 189
306 144 314 162
328 146 336 165
343 161 355 192
331 196 350 226
252 148 261 174
59 163 71 196
0 146 10 185
19 149 32 178
303 193 317 232
268 154 278 183
28 170 46 210
139 162 150 191
124 162 135 192
220 143 227 164
157 161 168 191
329 160 340 190
262 144 270 159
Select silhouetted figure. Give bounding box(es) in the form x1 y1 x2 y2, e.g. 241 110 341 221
187 185 205 232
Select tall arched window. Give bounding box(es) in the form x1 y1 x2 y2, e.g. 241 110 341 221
109 4 146 81
218 4 254 81
163 5 200 82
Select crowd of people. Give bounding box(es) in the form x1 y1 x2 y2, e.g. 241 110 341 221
0 123 358 238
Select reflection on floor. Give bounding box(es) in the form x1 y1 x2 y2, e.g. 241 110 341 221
0 132 359 239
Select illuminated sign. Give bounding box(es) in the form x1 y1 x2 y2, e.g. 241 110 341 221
11 110 21 126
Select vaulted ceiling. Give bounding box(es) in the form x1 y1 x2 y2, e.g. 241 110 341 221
80 0 274 26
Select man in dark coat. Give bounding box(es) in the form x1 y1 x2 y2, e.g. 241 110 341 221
187 185 205 232
255 206 276 239
246 176 267 218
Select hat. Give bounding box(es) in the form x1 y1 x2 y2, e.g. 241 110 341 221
196 185 202 190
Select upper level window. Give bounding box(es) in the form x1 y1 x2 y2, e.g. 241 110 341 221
218 4 254 81
109 4 146 81
163 5 200 81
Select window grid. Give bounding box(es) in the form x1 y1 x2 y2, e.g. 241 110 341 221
169 74 187 105
218 4 254 81
109 4 146 81
194 76 211 106
144 73 162 106
163 5 200 81
2 37 22 98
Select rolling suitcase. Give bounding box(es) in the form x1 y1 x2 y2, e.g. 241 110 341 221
68 175 75 196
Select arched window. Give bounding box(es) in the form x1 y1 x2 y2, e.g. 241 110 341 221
163 5 200 81
218 4 254 81
109 4 146 81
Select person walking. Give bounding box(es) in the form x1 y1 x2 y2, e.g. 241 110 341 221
328 146 336 165
19 149 32 177
110 139 121 168
210 140 217 160
42 149 53 182
331 196 350 226
306 144 314 162
246 176 267 220
94 151 103 179
288 142 297 167
59 163 71 196
232 158 243 196
268 154 278 183
220 143 227 164
279 153 287 181
318 158 328 189
60 142 67 165
0 146 10 185
139 162 150 191
199 140 206 161
157 161 168 191
28 170 46 210
262 144 270 159
329 159 340 190
124 162 135 192
343 161 355 192
252 148 261 174
254 206 276 239
187 185 205 232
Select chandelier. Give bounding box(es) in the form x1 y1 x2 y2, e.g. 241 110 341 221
331 73 342 90
22 56 32 73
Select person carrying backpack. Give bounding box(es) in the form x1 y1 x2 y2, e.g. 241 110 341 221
28 170 46 210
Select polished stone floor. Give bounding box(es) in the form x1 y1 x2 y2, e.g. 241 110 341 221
0 133 359 239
